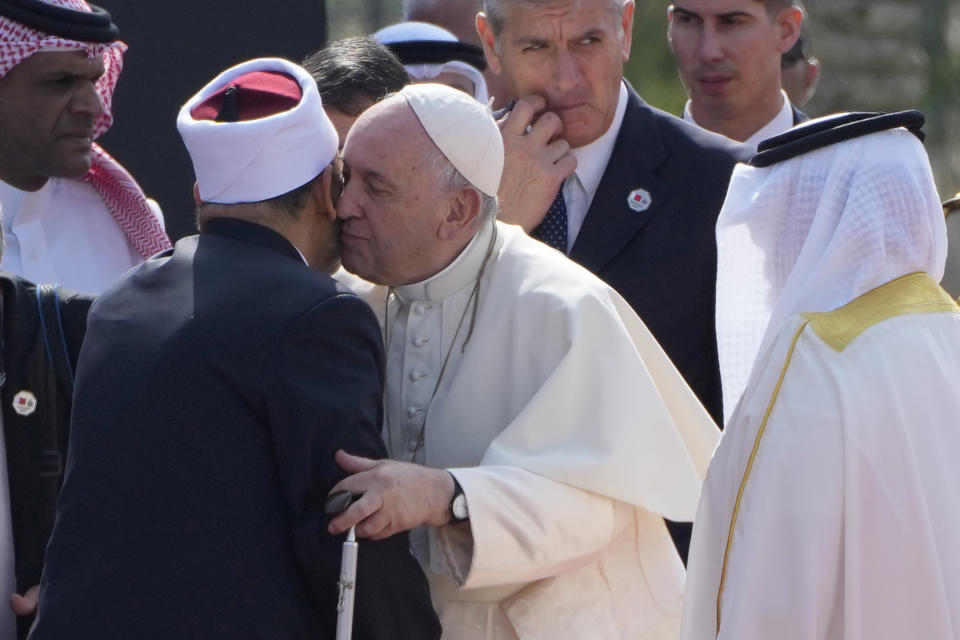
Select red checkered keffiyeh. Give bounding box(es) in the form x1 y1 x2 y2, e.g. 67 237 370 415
0 0 171 258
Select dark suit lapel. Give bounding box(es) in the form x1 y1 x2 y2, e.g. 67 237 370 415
569 86 670 274
792 105 808 125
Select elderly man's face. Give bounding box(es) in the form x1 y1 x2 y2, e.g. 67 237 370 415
668 0 799 123
0 50 104 190
481 0 633 149
337 100 456 286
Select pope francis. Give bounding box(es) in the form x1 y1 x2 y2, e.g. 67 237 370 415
328 83 721 639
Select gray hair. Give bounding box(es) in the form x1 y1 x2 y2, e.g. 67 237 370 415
482 0 625 37
426 145 499 226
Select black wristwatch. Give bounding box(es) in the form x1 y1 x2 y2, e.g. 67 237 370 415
448 472 469 523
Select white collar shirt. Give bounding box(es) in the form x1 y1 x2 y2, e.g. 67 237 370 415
562 81 629 252
683 90 795 151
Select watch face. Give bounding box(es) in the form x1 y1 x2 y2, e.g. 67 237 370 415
452 494 469 521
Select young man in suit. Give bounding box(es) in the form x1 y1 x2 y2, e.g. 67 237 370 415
30 58 440 640
668 0 806 148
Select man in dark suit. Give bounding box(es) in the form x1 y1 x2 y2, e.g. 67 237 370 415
477 0 748 424
30 58 440 640
477 0 749 560
0 253 91 638
667 0 806 148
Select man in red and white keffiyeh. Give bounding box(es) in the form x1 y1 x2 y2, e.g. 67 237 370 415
0 0 171 293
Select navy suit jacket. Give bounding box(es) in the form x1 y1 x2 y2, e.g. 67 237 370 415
569 85 751 426
0 275 90 639
31 219 440 640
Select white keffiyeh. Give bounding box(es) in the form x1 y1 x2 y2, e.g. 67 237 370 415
715 124 947 423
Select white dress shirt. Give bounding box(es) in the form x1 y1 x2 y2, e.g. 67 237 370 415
683 90 796 151
562 81 629 252
0 178 161 294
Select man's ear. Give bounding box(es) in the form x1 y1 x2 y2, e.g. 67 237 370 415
803 57 821 102
192 182 202 206
438 186 482 241
776 7 803 54
313 167 337 222
666 5 676 52
620 1 636 62
477 13 502 75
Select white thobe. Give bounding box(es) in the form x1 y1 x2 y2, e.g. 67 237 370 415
0 178 163 294
342 220 720 639
682 273 960 640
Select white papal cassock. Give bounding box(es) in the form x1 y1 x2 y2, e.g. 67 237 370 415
341 220 720 639
682 124 960 640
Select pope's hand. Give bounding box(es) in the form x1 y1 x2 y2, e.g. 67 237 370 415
327 450 456 540
496 95 577 232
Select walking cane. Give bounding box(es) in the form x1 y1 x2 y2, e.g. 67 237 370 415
325 490 358 640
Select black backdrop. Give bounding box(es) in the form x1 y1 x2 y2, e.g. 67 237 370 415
96 1 328 241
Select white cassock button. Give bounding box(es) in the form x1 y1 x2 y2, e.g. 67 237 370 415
413 336 429 347
413 304 426 316
406 407 420 419
410 370 427 382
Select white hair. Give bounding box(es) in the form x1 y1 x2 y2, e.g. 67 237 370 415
427 144 499 225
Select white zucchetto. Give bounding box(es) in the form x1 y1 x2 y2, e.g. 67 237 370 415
400 83 504 198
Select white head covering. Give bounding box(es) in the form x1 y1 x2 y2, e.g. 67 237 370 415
177 58 338 204
374 21 489 104
400 82 503 197
716 123 948 423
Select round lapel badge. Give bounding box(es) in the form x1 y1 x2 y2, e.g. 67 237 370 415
12 390 38 417
627 188 652 213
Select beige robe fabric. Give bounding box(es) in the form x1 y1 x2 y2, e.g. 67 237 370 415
682 275 960 640
340 220 720 639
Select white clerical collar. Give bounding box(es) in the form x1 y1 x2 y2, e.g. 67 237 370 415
394 219 496 303
570 82 629 199
683 90 795 150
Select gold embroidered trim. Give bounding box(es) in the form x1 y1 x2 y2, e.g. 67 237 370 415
803 273 959 353
716 320 809 635
715 272 958 634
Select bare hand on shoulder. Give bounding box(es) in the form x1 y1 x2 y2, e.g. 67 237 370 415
327 450 455 540
497 95 578 232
